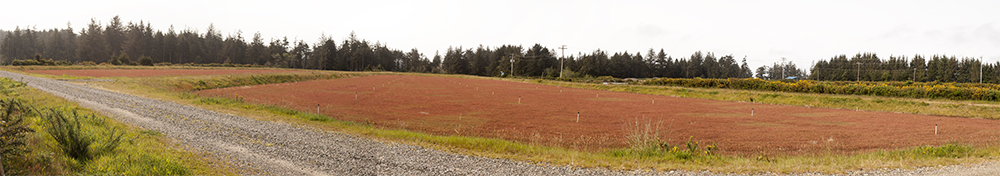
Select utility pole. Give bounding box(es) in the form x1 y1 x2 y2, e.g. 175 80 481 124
856 62 861 82
781 57 787 79
559 45 567 78
980 56 984 84
510 54 515 77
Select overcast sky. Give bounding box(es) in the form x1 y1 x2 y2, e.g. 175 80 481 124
3 0 999 70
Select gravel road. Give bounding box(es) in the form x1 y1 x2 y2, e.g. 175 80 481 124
3 70 996 176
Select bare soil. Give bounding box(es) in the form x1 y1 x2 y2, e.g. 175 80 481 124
195 75 1000 155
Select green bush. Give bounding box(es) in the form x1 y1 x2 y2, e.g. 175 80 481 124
139 55 154 66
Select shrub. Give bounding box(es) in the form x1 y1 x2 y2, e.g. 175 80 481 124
0 98 34 173
77 61 98 66
10 54 72 66
139 55 154 66
913 143 974 158
117 53 132 65
43 109 124 165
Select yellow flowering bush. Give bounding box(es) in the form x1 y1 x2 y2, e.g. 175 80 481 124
642 78 1000 101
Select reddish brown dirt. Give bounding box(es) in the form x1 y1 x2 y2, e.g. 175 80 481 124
25 69 303 77
195 75 1000 155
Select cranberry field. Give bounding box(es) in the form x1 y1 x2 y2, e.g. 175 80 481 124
194 75 1000 155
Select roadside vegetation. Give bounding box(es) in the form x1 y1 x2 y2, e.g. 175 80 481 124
41 68 994 174
644 78 1000 103
0 77 231 175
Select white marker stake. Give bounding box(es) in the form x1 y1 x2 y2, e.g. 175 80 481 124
597 94 599 98
577 112 580 122
652 98 655 104
317 104 320 114
518 96 521 104
935 124 938 135
355 92 358 99
492 90 495 95
373 86 376 91
752 108 754 116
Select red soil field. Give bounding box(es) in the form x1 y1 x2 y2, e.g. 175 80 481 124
25 69 302 77
196 75 1000 155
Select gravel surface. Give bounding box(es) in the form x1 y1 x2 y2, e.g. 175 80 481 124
3 70 996 176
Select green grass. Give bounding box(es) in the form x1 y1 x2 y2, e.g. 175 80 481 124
0 77 233 175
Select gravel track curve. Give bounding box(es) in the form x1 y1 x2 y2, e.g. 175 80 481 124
4 70 997 176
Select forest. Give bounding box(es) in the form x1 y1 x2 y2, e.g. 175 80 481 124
810 53 995 83
2 16 991 83
0 16 757 80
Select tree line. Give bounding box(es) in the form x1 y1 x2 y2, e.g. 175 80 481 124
0 16 762 80
31 16 1000 83
810 53 996 83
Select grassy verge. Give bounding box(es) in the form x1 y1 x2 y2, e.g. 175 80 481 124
0 77 234 175
68 71 998 174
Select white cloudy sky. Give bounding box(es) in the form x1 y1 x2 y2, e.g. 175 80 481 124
3 0 999 70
